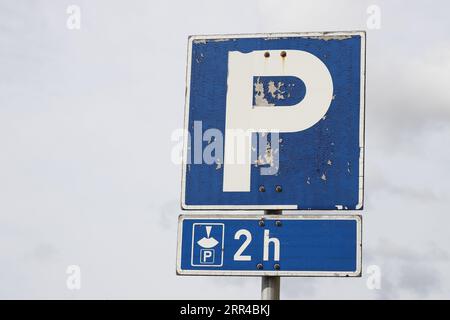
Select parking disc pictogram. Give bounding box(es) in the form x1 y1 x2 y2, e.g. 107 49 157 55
191 223 224 267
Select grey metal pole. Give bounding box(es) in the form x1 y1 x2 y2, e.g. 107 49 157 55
261 275 280 300
261 209 281 300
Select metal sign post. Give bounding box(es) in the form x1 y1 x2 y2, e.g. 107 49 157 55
261 209 281 300
261 276 280 300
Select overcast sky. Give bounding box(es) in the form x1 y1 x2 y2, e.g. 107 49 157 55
1 0 449 299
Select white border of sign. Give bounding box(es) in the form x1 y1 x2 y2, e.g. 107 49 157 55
181 31 366 210
176 214 362 277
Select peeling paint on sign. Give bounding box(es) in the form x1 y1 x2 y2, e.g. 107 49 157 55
182 32 366 210
254 77 274 106
253 76 306 107
311 35 353 41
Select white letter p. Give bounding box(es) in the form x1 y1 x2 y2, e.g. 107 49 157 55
223 49 333 192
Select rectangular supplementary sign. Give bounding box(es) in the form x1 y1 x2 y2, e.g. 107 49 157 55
176 214 362 276
181 32 366 210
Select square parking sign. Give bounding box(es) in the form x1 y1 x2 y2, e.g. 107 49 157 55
181 32 366 210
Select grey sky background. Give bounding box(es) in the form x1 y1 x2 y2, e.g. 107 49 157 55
0 0 449 299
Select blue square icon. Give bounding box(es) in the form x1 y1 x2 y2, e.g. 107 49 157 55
200 249 215 264
191 223 224 267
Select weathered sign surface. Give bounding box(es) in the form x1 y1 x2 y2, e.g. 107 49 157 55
182 32 366 210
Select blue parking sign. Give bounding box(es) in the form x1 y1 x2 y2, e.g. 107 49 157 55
181 32 366 210
177 214 362 276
